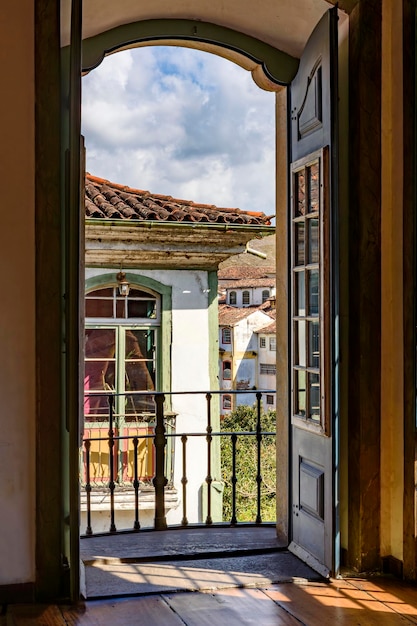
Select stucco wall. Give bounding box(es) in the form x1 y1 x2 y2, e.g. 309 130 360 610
0 4 36 585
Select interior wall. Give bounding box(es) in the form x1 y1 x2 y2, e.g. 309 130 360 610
0 4 36 586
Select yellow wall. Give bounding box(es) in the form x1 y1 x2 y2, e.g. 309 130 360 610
0 4 36 583
380 0 404 561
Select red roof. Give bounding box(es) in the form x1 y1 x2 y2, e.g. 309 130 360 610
85 174 273 226
218 266 275 280
219 304 274 326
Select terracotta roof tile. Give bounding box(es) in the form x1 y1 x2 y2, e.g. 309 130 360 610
221 277 275 289
218 266 275 280
85 174 273 226
218 304 274 326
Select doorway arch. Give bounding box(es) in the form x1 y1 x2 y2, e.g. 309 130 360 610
60 11 327 601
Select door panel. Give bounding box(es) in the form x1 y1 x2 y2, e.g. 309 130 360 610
289 8 338 577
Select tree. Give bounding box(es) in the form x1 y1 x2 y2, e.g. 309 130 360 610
220 405 276 522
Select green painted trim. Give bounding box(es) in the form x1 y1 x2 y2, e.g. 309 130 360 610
78 19 298 85
85 272 172 403
208 271 221 481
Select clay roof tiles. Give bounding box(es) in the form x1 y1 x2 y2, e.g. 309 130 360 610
85 174 273 226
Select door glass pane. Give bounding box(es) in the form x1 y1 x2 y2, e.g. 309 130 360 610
295 223 305 266
308 218 319 264
308 373 320 422
295 370 306 416
295 271 305 316
307 162 319 213
295 170 306 216
124 329 156 416
308 321 320 368
294 321 306 367
84 328 116 420
308 270 319 316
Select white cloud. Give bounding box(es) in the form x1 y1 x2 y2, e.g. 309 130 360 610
82 46 275 214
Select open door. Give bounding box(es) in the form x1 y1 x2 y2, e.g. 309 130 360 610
288 8 338 577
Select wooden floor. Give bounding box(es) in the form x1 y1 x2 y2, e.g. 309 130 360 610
4 576 417 625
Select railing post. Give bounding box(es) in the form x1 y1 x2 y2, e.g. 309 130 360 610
205 392 213 525
231 432 238 525
181 434 188 526
255 391 263 524
153 393 167 530
84 439 92 535
132 436 140 531
108 394 116 532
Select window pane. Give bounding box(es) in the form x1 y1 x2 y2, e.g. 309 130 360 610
308 321 320 369
85 297 113 318
84 328 116 419
295 370 306 416
229 291 237 305
295 271 305 316
308 373 320 422
307 162 319 213
124 330 155 415
308 270 319 316
294 320 306 367
308 218 319 264
242 291 250 305
295 170 306 216
295 223 305 266
128 298 157 318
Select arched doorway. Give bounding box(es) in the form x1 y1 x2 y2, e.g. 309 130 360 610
60 5 345 600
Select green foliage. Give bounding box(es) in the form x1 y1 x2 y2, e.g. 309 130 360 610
220 405 276 522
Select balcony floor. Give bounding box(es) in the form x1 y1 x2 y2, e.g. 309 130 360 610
80 525 316 598
5 528 417 624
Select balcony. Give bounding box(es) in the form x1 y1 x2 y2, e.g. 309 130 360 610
80 389 277 536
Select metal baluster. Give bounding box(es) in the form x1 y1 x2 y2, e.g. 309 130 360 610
181 434 188 526
205 392 212 525
153 393 167 530
108 394 116 532
255 391 262 524
133 436 140 531
84 439 92 535
231 432 237 525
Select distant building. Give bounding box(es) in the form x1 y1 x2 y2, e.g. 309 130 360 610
219 301 276 414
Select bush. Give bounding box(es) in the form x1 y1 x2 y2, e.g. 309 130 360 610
220 405 276 522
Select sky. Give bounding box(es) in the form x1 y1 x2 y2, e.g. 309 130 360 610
81 46 275 216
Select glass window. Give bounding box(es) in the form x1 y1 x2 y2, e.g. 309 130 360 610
84 284 160 424
262 290 270 303
260 363 276 375
229 291 237 305
242 291 250 305
222 327 231 344
269 337 276 351
223 395 232 410
85 285 158 321
291 154 325 428
260 337 266 349
266 394 274 405
222 361 232 380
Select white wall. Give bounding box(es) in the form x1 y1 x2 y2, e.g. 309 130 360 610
227 286 274 307
0 4 36 586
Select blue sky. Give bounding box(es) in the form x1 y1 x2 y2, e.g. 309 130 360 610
82 46 275 215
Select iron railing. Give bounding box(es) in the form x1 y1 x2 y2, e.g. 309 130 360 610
80 389 277 536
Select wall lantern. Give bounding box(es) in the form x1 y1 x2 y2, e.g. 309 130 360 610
116 270 130 296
